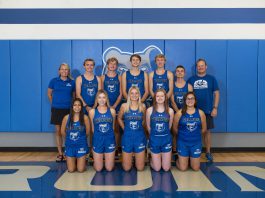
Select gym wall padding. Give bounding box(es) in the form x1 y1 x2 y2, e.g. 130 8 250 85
0 41 11 131
0 40 264 133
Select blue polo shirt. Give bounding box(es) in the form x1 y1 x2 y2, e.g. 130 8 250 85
48 77 75 109
188 74 219 114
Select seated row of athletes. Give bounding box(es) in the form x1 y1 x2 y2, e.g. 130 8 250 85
48 54 220 173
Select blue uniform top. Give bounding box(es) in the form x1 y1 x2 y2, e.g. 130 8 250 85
48 77 75 109
150 109 170 137
188 74 219 114
81 75 98 107
124 108 144 133
126 70 145 97
65 117 87 147
174 82 188 109
178 108 202 145
104 74 120 106
93 108 114 136
153 70 169 93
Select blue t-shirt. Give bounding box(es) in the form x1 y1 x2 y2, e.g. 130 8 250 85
103 74 120 106
150 109 170 137
93 108 114 136
188 74 219 114
178 108 202 146
153 70 169 93
48 77 75 109
124 108 144 133
174 82 189 109
126 70 145 97
65 118 87 147
81 75 98 107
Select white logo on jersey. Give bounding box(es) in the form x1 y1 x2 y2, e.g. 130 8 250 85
177 96 183 104
131 83 138 87
187 122 197 132
87 88 95 96
156 83 164 89
108 84 116 92
99 123 109 133
156 123 165 132
70 132 79 141
66 83 72 87
194 80 208 89
130 121 139 130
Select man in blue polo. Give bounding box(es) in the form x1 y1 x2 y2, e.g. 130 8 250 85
188 59 219 162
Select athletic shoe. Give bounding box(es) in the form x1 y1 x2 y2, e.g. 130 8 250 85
206 152 213 162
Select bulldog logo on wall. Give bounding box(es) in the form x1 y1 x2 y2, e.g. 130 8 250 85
102 45 163 75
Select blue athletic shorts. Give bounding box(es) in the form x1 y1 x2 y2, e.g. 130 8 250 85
150 135 172 154
65 145 89 158
92 134 116 154
122 132 146 153
177 141 202 158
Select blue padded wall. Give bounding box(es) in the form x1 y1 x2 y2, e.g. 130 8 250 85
41 40 72 132
196 40 227 132
72 40 103 77
0 41 11 131
10 41 41 131
165 40 195 78
227 40 258 132
134 40 165 72
258 41 265 132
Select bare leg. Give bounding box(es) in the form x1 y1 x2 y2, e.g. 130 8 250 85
104 151 115 171
77 155 87 172
122 152 133 171
66 157 76 172
150 152 162 171
161 151 172 171
135 150 145 171
190 157 201 171
176 155 189 171
204 130 211 153
93 151 104 172
55 125 63 155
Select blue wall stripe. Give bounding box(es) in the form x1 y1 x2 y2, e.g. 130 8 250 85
10 41 41 131
258 41 265 132
0 41 11 131
196 40 227 133
0 9 265 24
227 40 258 132
41 40 72 132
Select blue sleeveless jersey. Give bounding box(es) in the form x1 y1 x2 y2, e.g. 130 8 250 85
93 108 114 136
81 75 98 107
126 70 145 97
104 74 120 106
153 70 169 93
65 118 87 147
174 82 188 109
124 108 144 133
178 109 202 145
150 109 170 137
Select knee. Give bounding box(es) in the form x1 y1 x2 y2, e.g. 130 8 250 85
105 165 114 172
122 164 132 171
77 167 86 173
94 165 103 172
178 165 188 171
191 164 200 171
136 164 145 171
162 165 171 172
67 168 76 173
151 164 161 172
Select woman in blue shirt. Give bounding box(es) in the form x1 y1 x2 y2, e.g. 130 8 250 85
48 63 75 162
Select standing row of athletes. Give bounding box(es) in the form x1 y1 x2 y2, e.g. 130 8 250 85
48 54 219 173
